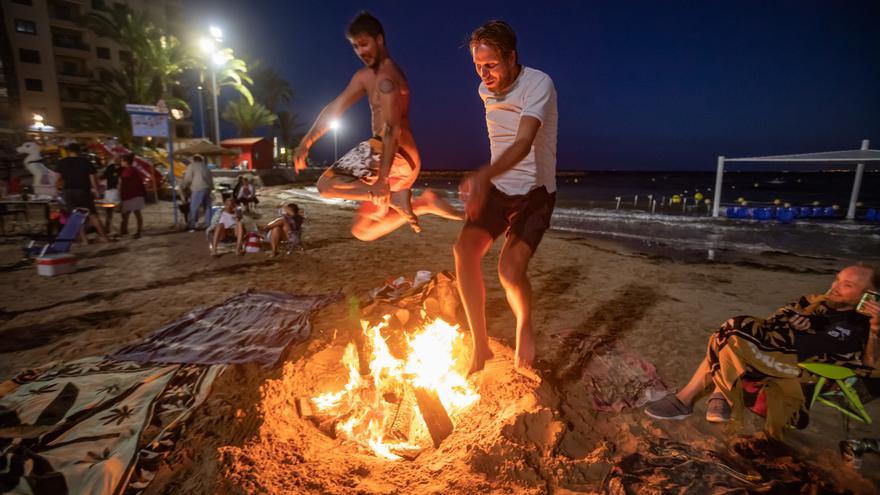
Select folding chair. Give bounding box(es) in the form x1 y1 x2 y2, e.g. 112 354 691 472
22 208 89 259
799 362 871 425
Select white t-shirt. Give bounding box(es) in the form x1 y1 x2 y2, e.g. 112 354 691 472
479 66 558 196
218 211 238 229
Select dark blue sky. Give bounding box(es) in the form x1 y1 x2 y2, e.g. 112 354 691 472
185 1 880 171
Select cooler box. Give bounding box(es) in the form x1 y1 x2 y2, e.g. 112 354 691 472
36 253 77 276
244 233 262 253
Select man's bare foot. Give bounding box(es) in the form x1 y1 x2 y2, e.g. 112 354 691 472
416 189 462 221
390 189 421 233
468 348 495 376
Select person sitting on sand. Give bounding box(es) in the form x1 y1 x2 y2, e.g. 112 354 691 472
645 264 879 440
292 11 460 241
234 176 259 212
262 202 304 256
454 21 558 381
211 197 246 256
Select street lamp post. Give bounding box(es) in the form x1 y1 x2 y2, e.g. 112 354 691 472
210 65 220 144
199 29 226 145
196 84 206 139
330 119 340 161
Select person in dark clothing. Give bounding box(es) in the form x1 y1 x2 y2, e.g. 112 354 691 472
58 143 109 242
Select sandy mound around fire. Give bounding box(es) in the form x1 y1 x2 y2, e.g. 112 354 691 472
219 338 613 495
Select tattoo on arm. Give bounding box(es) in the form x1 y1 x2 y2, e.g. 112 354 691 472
378 78 397 94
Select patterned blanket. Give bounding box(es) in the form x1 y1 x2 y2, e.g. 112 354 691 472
0 357 223 495
112 290 340 367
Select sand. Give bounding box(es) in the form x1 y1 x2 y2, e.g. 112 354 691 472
0 185 878 494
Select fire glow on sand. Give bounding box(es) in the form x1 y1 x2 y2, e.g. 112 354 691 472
309 316 479 460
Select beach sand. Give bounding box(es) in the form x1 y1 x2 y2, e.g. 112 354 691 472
0 185 877 494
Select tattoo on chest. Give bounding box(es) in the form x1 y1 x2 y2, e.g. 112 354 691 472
378 78 397 94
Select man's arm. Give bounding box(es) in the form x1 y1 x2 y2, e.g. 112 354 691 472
462 117 541 219
370 74 404 205
293 73 366 172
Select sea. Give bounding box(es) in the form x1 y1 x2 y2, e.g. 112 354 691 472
280 170 880 262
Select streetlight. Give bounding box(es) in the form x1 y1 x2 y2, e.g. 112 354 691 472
209 51 230 145
329 119 340 161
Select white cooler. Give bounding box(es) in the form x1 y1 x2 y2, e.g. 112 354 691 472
36 253 77 276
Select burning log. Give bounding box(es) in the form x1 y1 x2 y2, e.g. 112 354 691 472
413 386 454 448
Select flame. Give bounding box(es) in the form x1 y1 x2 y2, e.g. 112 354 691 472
312 317 479 459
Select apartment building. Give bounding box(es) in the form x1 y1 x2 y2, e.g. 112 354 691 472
1 0 185 134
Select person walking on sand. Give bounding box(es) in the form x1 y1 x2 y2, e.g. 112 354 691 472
181 154 214 231
118 154 146 239
292 11 460 241
454 21 558 380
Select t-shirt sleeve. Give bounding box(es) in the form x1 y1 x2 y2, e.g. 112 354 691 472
521 75 555 124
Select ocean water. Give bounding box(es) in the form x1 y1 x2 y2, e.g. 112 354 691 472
279 171 880 260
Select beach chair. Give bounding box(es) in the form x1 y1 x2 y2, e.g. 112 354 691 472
798 362 871 425
22 207 89 259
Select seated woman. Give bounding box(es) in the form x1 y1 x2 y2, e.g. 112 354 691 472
262 202 304 256
234 176 258 212
211 198 245 256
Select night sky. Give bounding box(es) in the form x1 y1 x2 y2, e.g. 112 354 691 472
184 0 880 171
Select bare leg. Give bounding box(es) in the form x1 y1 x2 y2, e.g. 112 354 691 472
270 226 281 255
317 170 376 202
235 223 245 254
498 238 537 372
104 208 114 233
350 189 462 241
133 210 143 238
317 170 420 229
88 215 109 242
120 211 130 235
674 357 718 406
453 226 495 374
211 226 224 254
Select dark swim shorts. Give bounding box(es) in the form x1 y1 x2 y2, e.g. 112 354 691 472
464 185 556 253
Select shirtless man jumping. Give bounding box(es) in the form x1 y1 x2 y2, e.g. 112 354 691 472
293 11 459 241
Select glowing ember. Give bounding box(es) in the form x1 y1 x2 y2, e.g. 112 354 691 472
312 317 479 460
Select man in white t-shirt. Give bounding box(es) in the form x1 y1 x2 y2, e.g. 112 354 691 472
454 20 558 380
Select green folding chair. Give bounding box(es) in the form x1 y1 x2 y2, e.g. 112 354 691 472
798 362 871 425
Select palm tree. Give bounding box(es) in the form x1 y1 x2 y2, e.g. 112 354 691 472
251 62 293 111
222 99 277 137
208 48 254 105
276 110 303 149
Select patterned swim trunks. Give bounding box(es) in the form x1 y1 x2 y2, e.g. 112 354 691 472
329 136 417 192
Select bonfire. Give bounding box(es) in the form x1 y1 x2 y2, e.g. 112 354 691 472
302 316 479 460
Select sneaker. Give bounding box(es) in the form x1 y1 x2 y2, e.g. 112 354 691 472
645 394 693 420
705 393 731 423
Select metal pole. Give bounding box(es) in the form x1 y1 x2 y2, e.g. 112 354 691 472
197 83 206 139
846 139 869 220
167 114 178 226
712 156 724 217
333 128 338 161
211 68 221 144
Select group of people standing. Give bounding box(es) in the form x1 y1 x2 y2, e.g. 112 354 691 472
57 143 146 241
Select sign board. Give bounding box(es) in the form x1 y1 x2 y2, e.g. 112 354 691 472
125 104 169 138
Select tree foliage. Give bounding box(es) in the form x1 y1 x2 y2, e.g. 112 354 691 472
222 99 277 137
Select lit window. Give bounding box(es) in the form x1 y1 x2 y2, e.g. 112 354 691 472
15 19 37 35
